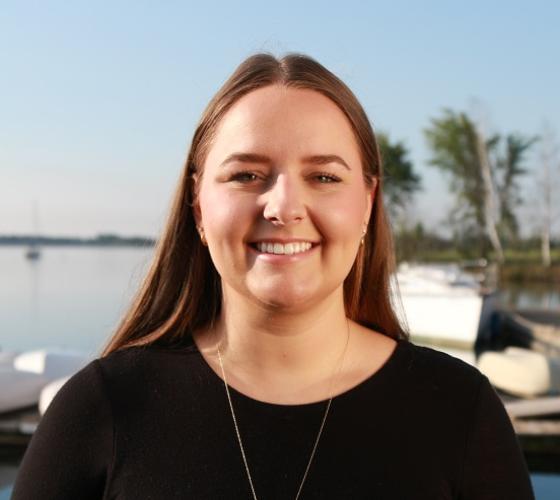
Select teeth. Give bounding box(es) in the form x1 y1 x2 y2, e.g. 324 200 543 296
256 242 313 255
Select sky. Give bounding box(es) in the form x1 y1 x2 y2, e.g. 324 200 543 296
1 0 559 239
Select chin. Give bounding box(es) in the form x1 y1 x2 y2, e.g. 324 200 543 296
249 284 319 312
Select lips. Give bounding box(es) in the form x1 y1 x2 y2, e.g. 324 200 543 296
254 241 312 255
248 239 320 256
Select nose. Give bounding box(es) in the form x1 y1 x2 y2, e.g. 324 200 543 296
262 173 306 226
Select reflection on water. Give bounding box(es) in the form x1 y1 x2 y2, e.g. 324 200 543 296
498 282 560 310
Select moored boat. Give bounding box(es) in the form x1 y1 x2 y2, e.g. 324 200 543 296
0 349 90 415
395 262 496 352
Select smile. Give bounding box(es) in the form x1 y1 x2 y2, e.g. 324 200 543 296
255 241 312 255
248 240 319 259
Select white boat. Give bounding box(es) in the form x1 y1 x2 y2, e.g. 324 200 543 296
0 348 90 414
25 244 41 260
395 262 496 352
24 200 42 261
477 346 560 397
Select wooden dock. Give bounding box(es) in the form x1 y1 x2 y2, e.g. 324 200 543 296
0 406 39 464
504 395 560 473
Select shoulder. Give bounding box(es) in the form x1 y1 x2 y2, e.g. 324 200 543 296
47 356 109 415
396 340 486 408
13 357 114 498
44 339 204 425
59 343 197 391
395 344 533 497
97 340 198 377
94 341 204 409
38 357 113 431
404 341 482 382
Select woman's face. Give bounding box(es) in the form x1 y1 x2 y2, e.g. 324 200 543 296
196 85 376 311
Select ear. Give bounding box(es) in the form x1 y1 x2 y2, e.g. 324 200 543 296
364 177 378 226
192 200 202 228
191 171 203 228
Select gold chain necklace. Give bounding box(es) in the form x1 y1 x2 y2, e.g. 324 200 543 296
216 320 350 500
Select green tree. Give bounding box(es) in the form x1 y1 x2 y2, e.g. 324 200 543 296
495 134 537 244
378 133 422 220
425 110 534 261
424 110 495 257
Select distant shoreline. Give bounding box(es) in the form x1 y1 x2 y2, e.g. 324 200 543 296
0 234 156 247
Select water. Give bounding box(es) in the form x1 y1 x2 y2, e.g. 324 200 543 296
1 246 559 497
0 464 17 499
0 246 153 355
497 281 560 311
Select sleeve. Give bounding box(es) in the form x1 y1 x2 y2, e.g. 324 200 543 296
11 359 113 500
459 374 535 499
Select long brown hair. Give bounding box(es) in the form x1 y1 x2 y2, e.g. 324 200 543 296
101 52 407 357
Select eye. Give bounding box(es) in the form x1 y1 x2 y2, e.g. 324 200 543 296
314 172 342 183
228 170 341 184
229 171 260 183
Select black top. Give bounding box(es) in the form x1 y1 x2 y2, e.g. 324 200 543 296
12 336 534 499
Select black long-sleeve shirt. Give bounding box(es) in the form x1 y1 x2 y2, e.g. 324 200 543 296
12 335 535 499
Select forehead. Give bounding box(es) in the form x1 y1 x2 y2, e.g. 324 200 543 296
205 85 361 167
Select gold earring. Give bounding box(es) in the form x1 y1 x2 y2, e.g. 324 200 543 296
198 226 207 246
360 227 367 246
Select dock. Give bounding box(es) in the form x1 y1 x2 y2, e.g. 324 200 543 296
0 406 39 464
502 395 560 473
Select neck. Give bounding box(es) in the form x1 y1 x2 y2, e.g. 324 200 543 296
209 285 350 382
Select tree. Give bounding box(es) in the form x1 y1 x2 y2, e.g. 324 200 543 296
425 109 534 261
536 124 559 267
378 133 422 221
424 110 498 258
494 134 536 244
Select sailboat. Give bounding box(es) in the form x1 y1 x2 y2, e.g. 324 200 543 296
25 245 41 260
25 200 42 260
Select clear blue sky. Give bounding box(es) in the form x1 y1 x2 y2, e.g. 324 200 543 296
2 0 558 238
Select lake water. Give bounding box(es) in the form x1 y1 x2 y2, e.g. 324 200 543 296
1 245 559 497
0 246 154 355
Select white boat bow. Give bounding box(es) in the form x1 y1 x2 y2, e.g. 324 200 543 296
0 348 90 414
394 262 496 352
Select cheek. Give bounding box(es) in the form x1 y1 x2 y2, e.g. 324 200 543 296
316 190 367 242
198 186 252 243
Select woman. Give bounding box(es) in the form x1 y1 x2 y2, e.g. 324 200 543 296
13 53 534 499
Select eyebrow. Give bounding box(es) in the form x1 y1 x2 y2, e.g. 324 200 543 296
219 152 351 170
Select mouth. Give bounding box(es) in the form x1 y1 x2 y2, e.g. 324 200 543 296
248 241 321 263
248 241 320 257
